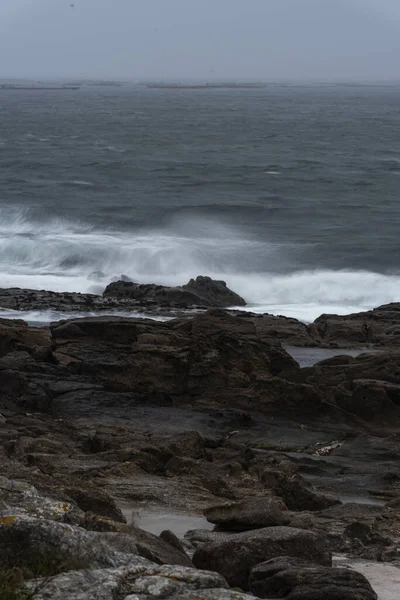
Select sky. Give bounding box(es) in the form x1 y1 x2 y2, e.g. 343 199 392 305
0 0 400 80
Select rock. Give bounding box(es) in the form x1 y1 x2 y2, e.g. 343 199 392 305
183 276 246 307
0 476 78 523
49 310 322 422
0 316 51 357
192 526 331 590
64 486 126 523
32 564 254 600
314 302 400 347
103 276 246 308
84 514 192 567
261 470 341 511
160 529 188 553
0 515 146 572
204 497 289 531
249 556 377 599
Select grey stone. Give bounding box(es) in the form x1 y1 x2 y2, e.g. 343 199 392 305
32 564 254 600
204 497 289 531
249 556 378 599
193 526 331 590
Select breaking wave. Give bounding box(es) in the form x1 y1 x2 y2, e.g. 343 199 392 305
1 207 400 322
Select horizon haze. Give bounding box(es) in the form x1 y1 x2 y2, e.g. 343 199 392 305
1 0 400 81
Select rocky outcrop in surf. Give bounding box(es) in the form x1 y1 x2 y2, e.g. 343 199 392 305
103 275 247 307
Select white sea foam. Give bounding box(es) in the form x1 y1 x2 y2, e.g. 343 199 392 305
1 208 400 323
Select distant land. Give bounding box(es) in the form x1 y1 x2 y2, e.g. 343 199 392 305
144 82 266 89
0 84 80 91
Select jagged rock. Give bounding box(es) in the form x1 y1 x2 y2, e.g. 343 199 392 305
204 497 289 531
47 310 328 423
31 564 254 600
261 469 341 511
83 513 193 567
103 276 246 308
192 526 331 590
249 556 377 599
183 276 246 307
64 486 126 523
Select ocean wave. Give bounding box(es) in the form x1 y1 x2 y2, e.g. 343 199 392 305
0 207 399 322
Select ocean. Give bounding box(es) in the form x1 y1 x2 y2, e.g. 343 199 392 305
1 82 400 322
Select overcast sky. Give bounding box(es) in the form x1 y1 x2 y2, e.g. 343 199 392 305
1 0 400 80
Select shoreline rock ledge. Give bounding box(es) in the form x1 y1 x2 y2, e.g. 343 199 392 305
103 275 247 307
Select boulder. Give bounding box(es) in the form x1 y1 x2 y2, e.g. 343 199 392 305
50 310 312 420
249 556 377 599
0 515 145 573
32 564 254 600
204 497 289 531
64 486 126 523
183 276 246 307
261 470 341 511
83 513 193 567
192 526 331 590
103 276 246 308
0 476 79 523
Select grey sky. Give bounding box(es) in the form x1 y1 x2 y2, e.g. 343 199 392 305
1 0 400 80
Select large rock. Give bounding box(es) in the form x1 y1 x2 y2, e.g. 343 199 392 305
183 276 246 307
32 564 254 600
192 526 331 590
103 276 246 308
297 351 400 424
249 556 377 599
50 310 314 420
84 513 193 567
64 486 126 523
261 470 341 511
0 476 79 523
0 515 146 572
314 302 400 348
204 497 290 531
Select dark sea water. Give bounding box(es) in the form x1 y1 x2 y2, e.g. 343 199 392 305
1 83 400 321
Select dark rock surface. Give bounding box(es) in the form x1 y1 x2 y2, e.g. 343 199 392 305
204 497 290 531
249 556 378 599
103 275 246 308
192 526 331 590
1 293 400 598
260 470 342 511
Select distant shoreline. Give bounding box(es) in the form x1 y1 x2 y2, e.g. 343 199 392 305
145 83 266 89
0 85 80 91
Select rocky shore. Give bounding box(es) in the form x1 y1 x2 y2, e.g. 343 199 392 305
1 278 400 599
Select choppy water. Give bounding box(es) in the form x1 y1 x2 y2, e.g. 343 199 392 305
1 82 400 321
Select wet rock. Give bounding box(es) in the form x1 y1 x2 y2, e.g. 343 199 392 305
204 497 289 531
193 526 331 590
249 556 378 599
32 564 254 600
183 276 246 307
48 311 313 419
103 276 246 308
261 469 341 511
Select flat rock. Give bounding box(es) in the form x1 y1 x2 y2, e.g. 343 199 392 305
204 497 290 531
